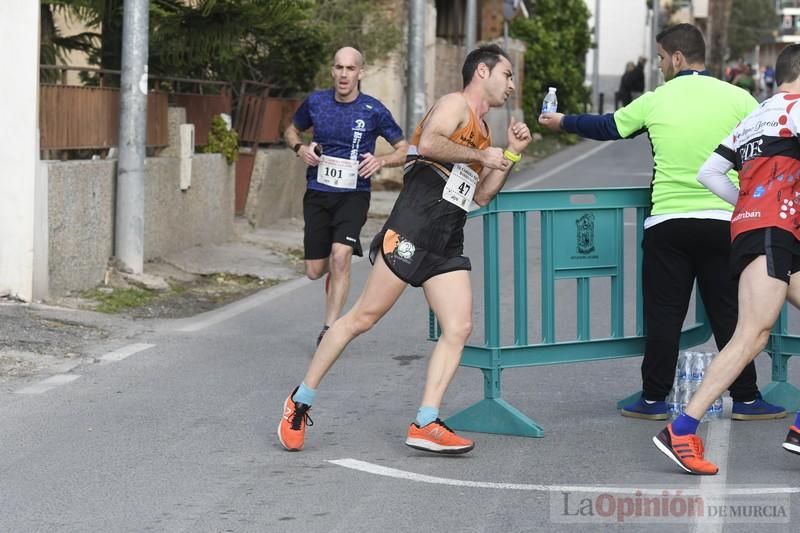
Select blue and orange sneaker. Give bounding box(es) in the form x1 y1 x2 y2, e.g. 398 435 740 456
621 397 669 420
782 426 800 455
278 388 313 451
652 424 719 475
731 393 785 420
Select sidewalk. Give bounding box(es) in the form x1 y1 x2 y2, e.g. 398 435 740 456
0 191 399 385
163 190 399 281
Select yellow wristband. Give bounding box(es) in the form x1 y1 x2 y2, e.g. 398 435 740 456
503 149 522 163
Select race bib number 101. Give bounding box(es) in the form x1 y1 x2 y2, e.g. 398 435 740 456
317 155 359 189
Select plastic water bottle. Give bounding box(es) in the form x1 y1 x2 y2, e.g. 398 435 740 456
671 351 691 417
541 87 558 114
704 352 724 419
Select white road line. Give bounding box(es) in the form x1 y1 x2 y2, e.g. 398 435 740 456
15 374 81 395
692 398 733 533
98 343 155 363
328 458 800 495
176 276 311 332
514 142 613 189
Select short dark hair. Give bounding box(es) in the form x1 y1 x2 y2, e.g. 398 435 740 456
776 44 800 85
656 23 705 64
462 44 510 88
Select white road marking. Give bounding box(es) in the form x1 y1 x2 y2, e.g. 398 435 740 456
328 458 800 495
98 343 155 363
15 374 81 395
692 398 733 532
514 142 613 189
175 276 311 332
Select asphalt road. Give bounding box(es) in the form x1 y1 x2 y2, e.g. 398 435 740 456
2 137 799 533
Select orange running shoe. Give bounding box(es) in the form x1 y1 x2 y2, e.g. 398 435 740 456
277 389 313 451
405 419 474 454
652 424 718 475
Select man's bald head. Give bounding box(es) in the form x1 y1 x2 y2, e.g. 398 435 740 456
331 46 365 102
333 47 364 68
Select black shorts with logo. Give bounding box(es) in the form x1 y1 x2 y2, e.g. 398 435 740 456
730 227 800 283
369 228 471 288
303 189 370 260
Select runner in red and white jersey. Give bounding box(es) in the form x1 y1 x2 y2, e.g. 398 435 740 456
703 90 800 241
652 43 800 476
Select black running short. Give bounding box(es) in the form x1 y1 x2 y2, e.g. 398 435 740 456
303 189 370 260
369 228 471 287
730 227 800 283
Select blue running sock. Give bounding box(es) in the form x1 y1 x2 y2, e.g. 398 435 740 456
672 414 700 436
292 382 316 406
416 406 439 427
794 412 800 428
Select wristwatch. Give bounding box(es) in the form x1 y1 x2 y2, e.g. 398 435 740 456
292 143 302 154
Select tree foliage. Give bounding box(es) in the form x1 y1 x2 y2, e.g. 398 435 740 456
310 0 402 88
510 0 592 131
727 0 777 61
40 0 402 94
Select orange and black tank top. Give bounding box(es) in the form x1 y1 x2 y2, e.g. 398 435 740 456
409 98 492 174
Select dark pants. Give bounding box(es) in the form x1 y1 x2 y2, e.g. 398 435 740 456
641 219 758 402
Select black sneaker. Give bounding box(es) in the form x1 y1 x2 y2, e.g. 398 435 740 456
316 325 330 347
782 426 800 455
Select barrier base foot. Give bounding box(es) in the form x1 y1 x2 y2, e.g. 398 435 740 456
445 398 544 438
760 382 800 413
617 390 642 409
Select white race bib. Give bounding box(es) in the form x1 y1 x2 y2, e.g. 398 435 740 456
317 155 359 189
442 163 479 211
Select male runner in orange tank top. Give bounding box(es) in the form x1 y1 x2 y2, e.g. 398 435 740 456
278 44 532 454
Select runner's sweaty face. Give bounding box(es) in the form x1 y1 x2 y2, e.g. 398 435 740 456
331 48 364 102
483 56 515 107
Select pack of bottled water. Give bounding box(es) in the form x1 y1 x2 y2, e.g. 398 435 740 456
667 351 723 421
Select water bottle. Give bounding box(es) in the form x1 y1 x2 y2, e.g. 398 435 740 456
541 87 558 114
667 377 681 417
690 352 705 383
670 352 689 417
704 352 724 419
679 380 696 416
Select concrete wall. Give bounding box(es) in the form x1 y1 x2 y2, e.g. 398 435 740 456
46 153 235 295
144 155 235 259
244 148 307 227
47 160 115 296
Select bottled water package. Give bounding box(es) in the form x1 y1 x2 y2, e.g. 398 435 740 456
669 351 723 421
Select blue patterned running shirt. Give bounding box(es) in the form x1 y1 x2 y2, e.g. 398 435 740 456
292 89 404 193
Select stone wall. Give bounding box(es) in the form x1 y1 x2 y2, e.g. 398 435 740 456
45 152 235 295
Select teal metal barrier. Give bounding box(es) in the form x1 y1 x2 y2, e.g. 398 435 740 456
762 306 800 412
432 187 714 437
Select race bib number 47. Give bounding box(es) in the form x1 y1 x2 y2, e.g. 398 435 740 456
443 163 479 211
318 155 359 189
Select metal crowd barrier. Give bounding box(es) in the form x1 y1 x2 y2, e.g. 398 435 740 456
430 187 715 437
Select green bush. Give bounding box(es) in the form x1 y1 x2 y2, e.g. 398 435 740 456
511 0 592 133
203 115 239 164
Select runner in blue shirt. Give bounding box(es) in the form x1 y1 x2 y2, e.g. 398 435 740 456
285 47 408 346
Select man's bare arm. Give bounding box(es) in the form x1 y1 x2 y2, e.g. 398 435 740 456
284 123 320 166
358 139 409 178
473 117 532 206
416 94 505 170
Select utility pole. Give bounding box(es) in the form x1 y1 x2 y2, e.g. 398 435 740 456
465 0 477 52
651 0 660 90
592 0 600 111
115 0 149 274
406 0 426 136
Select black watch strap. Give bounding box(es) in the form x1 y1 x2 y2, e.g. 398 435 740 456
293 143 302 153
